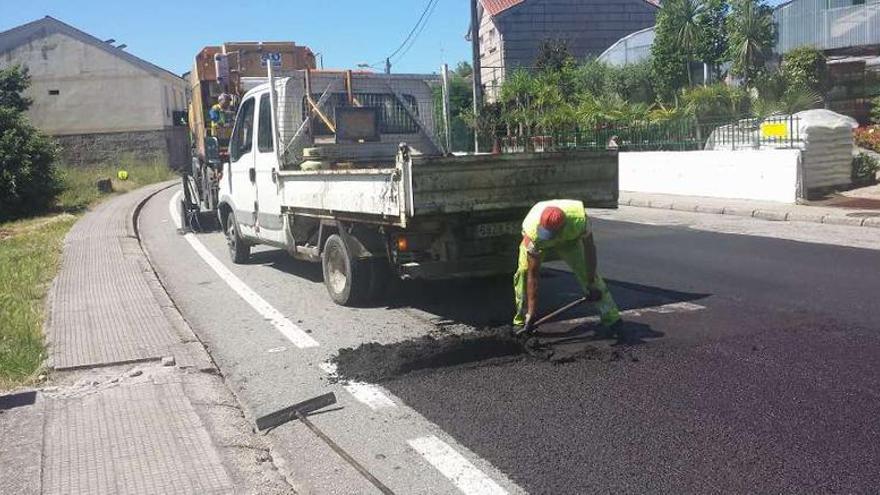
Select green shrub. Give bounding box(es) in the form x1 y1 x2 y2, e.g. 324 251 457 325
0 66 62 222
0 107 62 222
871 95 880 125
782 47 829 96
852 152 879 184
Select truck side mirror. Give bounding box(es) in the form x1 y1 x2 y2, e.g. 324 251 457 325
205 137 221 165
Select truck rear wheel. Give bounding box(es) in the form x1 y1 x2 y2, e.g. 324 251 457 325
225 211 250 264
322 234 370 306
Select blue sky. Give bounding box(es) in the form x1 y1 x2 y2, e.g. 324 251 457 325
1 0 472 76
2 0 786 77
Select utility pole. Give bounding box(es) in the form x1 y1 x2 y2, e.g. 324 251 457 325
385 57 391 74
441 64 453 154
469 0 483 153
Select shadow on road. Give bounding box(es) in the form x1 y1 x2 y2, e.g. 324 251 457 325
246 248 324 283
242 247 710 328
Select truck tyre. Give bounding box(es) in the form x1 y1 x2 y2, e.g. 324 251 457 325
225 211 250 264
322 234 369 306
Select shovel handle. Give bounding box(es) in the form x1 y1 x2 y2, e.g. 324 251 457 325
533 296 588 327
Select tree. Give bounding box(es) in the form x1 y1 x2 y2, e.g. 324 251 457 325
453 61 473 79
0 65 33 113
781 46 829 96
0 66 61 221
725 0 775 88
652 0 697 98
694 0 729 79
652 0 729 98
535 39 573 73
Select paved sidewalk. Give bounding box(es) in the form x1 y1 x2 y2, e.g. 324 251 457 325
0 182 291 495
620 191 880 228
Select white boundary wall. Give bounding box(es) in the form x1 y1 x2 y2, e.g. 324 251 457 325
620 150 802 204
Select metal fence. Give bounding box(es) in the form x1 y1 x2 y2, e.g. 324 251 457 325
493 115 803 153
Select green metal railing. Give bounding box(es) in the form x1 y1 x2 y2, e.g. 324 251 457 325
494 115 802 153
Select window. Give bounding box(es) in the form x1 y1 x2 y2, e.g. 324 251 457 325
48 89 60 95
257 94 274 153
303 93 420 136
230 97 255 162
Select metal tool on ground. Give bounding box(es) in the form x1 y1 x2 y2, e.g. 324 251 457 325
296 410 395 494
255 392 337 431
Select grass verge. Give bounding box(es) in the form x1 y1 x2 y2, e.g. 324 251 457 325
0 159 177 390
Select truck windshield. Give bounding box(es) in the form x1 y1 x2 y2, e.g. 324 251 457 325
305 93 419 136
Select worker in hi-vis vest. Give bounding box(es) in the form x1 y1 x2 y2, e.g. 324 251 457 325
209 93 232 137
513 199 620 335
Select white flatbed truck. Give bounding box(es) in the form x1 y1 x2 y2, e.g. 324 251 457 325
216 69 618 305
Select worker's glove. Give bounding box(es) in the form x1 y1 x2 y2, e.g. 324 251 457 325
513 313 534 337
585 286 602 303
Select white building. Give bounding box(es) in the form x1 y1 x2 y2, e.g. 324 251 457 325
0 16 188 167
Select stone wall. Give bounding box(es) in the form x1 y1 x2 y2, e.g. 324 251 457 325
53 127 190 170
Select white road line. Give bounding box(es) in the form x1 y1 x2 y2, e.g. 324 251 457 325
551 300 706 327
409 436 508 495
169 191 319 348
320 362 397 410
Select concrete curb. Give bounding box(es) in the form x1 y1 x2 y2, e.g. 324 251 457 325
619 198 880 229
128 180 214 372
126 179 179 239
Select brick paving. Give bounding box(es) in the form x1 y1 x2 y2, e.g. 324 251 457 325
30 182 236 494
48 183 180 369
43 380 233 495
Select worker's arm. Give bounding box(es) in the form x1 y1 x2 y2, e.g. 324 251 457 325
526 252 541 325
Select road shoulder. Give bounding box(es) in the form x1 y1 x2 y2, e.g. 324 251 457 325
0 182 292 495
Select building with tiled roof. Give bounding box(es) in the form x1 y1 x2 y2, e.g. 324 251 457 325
0 16 188 167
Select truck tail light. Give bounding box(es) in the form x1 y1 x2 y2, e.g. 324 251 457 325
396 236 409 252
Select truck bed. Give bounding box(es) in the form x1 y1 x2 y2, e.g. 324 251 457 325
278 150 618 225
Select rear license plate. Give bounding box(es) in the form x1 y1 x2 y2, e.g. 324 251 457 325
473 221 520 239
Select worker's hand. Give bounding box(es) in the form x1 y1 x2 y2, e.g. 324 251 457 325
514 313 534 337
585 287 602 303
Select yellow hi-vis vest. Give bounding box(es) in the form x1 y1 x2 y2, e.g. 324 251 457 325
522 200 588 252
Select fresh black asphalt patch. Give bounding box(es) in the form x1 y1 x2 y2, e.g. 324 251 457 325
332 324 647 384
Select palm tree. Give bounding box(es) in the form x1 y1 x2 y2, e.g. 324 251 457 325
664 0 707 86
726 0 775 87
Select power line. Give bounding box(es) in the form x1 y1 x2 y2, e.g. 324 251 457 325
392 0 441 65
374 0 439 67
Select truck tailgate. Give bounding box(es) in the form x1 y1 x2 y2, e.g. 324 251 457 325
408 151 618 215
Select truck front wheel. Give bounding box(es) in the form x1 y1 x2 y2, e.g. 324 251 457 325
225 211 250 264
322 234 370 306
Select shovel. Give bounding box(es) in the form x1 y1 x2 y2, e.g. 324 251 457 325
532 296 588 328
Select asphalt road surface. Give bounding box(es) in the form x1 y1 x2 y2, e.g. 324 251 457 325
141 186 880 494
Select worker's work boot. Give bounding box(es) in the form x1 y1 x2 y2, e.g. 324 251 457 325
595 319 624 340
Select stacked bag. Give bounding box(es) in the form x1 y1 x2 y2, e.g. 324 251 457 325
795 109 857 190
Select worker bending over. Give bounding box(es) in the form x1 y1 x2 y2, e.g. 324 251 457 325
513 200 620 335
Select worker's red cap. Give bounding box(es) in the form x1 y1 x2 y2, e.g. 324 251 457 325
540 206 565 231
